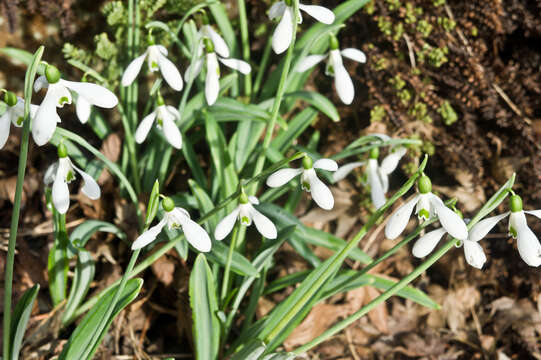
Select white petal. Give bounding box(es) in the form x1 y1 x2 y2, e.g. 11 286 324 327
416 193 434 220
525 210 541 220
469 212 510 241
248 196 260 205
250 207 277 239
185 58 204 82
516 226 541 267
131 219 167 250
218 57 251 74
269 1 286 20
412 227 447 258
165 105 181 121
157 53 183 91
0 112 11 149
384 195 419 240
368 159 386 209
298 4 335 24
272 6 294 54
509 211 528 236
379 147 407 176
34 75 49 92
72 162 101 200
32 92 61 146
161 115 183 149
156 45 168 56
432 198 468 240
205 53 220 105
313 158 338 171
62 80 118 108
306 169 334 210
182 218 212 252
341 48 367 63
266 167 303 187
296 54 327 72
214 207 240 241
44 162 58 185
121 52 148 87
330 50 354 105
76 96 92 124
332 161 365 182
52 175 70 214
135 111 157 144
463 240 487 269
206 26 230 58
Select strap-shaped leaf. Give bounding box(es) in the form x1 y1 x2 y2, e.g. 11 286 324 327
9 284 39 360
62 250 95 325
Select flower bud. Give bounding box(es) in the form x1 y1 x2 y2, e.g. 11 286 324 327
418 175 432 194
203 37 215 53
302 155 313 170
57 143 68 158
329 34 339 50
369 147 379 159
4 91 17 107
509 194 522 213
45 64 61 84
201 11 210 25
239 192 249 204
162 197 175 212
156 92 165 106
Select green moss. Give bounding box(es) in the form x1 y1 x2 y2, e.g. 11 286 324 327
370 105 386 123
438 100 458 125
417 19 433 37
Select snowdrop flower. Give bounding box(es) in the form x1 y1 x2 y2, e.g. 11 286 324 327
44 143 100 214
186 38 251 105
333 146 407 209
33 64 118 146
135 94 182 149
266 155 338 210
132 197 211 252
385 175 468 241
198 12 230 58
412 217 487 269
121 41 183 91
296 34 366 104
215 194 277 240
269 0 335 54
469 195 541 267
0 91 38 149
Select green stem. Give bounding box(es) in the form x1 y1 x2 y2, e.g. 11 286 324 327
251 38 272 101
49 211 69 306
237 0 252 97
293 238 456 354
247 0 299 195
221 224 240 302
3 45 43 360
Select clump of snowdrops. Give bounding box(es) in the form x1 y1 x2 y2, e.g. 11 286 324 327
1 1 539 359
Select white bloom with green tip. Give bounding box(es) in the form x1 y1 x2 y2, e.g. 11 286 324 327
269 0 335 54
266 155 338 210
33 65 118 146
385 175 468 241
0 92 38 149
296 34 366 104
132 197 211 252
185 38 251 106
121 44 183 91
44 143 101 214
469 194 541 267
214 194 277 240
333 146 407 209
135 94 182 149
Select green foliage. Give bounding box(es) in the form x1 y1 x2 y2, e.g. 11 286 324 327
370 105 386 122
438 100 458 125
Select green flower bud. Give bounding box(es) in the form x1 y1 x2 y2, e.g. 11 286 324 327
45 64 61 84
239 192 249 204
284 0 293 6
4 91 17 107
302 155 313 170
369 147 379 159
329 34 340 50
156 93 165 106
509 195 522 213
57 143 68 158
203 37 215 53
201 11 210 25
162 197 175 212
147 32 155 45
418 175 432 194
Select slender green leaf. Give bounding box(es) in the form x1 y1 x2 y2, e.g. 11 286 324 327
9 284 39 360
62 250 95 325
208 241 259 278
68 220 127 258
145 180 161 228
270 107 318 154
284 91 339 122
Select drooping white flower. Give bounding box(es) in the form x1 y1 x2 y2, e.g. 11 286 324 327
44 143 100 214
33 65 118 146
0 92 39 149
198 13 230 58
135 94 182 149
297 34 366 104
333 146 407 209
215 194 277 240
412 219 487 269
185 38 251 105
385 175 468 241
132 197 211 252
469 194 541 267
269 1 335 54
121 44 183 91
266 155 338 210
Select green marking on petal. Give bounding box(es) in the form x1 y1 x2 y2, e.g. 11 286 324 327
66 170 75 182
509 226 517 239
157 117 163 127
59 96 69 106
151 61 158 70
241 216 250 225
16 116 24 126
418 208 430 220
302 181 311 191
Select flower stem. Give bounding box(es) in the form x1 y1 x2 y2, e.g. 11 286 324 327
3 45 43 360
237 0 252 97
247 0 300 195
220 224 240 303
251 39 272 101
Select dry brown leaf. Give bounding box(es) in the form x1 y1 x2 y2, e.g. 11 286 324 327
441 285 480 333
98 133 121 184
364 287 389 334
151 255 176 286
0 175 39 204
